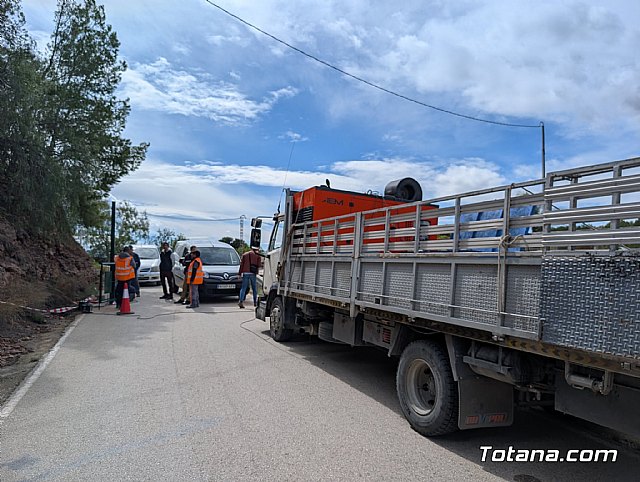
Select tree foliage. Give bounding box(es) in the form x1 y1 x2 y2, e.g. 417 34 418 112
0 0 148 234
149 228 186 250
80 201 149 260
219 237 250 255
0 0 55 230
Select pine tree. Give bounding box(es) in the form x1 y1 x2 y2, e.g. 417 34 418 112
43 0 148 230
0 0 57 230
1 0 148 235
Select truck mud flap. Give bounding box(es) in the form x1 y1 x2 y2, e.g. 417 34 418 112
256 300 267 321
458 377 514 430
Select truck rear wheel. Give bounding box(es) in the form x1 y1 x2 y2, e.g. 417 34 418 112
270 297 293 342
396 339 459 436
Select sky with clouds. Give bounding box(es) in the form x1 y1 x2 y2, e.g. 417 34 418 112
22 0 640 241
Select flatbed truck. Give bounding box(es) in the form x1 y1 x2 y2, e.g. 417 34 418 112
255 157 640 437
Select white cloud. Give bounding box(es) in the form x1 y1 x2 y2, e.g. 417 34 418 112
185 161 349 190
432 161 505 198
111 155 517 237
27 0 640 139
329 158 506 198
24 0 640 230
382 133 403 143
172 43 191 56
207 34 251 47
221 1 640 134
270 86 299 101
279 130 309 142
111 159 278 239
120 58 298 125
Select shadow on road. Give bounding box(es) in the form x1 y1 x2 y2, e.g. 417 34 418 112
274 334 640 482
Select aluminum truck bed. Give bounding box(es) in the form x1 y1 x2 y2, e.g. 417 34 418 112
281 157 640 363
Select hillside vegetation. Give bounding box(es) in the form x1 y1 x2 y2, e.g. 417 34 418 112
0 1 147 363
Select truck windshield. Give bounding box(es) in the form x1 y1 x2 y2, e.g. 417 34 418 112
269 220 284 251
199 247 240 266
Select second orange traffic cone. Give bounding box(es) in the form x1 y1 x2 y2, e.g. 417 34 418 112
118 282 135 315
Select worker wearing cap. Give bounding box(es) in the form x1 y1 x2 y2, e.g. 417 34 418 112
114 246 136 309
186 250 204 308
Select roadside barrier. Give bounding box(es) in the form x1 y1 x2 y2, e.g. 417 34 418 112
0 296 97 317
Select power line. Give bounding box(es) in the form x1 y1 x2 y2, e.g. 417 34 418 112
150 213 244 222
203 0 540 129
276 141 296 213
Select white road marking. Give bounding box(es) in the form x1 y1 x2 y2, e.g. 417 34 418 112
0 314 85 419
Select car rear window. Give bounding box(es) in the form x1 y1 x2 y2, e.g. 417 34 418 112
136 247 159 259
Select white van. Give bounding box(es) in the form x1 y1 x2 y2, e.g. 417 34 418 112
131 244 161 285
172 239 242 297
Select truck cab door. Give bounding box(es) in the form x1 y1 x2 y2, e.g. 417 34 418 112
264 215 285 293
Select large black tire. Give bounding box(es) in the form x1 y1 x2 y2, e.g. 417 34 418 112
269 297 293 342
396 339 459 436
384 177 422 202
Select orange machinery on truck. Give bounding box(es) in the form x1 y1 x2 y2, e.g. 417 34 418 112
290 178 438 251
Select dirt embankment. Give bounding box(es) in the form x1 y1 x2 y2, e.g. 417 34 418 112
0 216 98 402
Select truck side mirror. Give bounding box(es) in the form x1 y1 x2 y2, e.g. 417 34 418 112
250 228 261 248
251 218 263 228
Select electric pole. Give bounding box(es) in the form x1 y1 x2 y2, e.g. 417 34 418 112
239 215 246 242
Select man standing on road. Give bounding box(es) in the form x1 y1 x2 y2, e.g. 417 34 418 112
175 245 197 305
159 242 175 300
186 250 203 308
114 246 136 309
128 246 141 300
238 246 262 309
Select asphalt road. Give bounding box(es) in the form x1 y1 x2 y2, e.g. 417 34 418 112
1 286 638 481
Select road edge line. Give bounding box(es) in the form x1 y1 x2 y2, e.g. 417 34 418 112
0 314 85 420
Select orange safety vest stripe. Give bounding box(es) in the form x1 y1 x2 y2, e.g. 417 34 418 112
114 255 135 281
187 257 204 284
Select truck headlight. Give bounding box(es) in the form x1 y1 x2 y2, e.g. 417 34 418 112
151 266 160 272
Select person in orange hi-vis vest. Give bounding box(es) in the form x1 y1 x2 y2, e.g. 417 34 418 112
186 250 204 308
175 245 197 305
114 246 136 309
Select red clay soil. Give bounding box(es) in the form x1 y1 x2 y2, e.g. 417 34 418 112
0 216 98 403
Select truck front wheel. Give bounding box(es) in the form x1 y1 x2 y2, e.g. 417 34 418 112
396 339 459 436
269 297 293 342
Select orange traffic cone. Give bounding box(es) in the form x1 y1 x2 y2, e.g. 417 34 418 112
118 282 135 315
